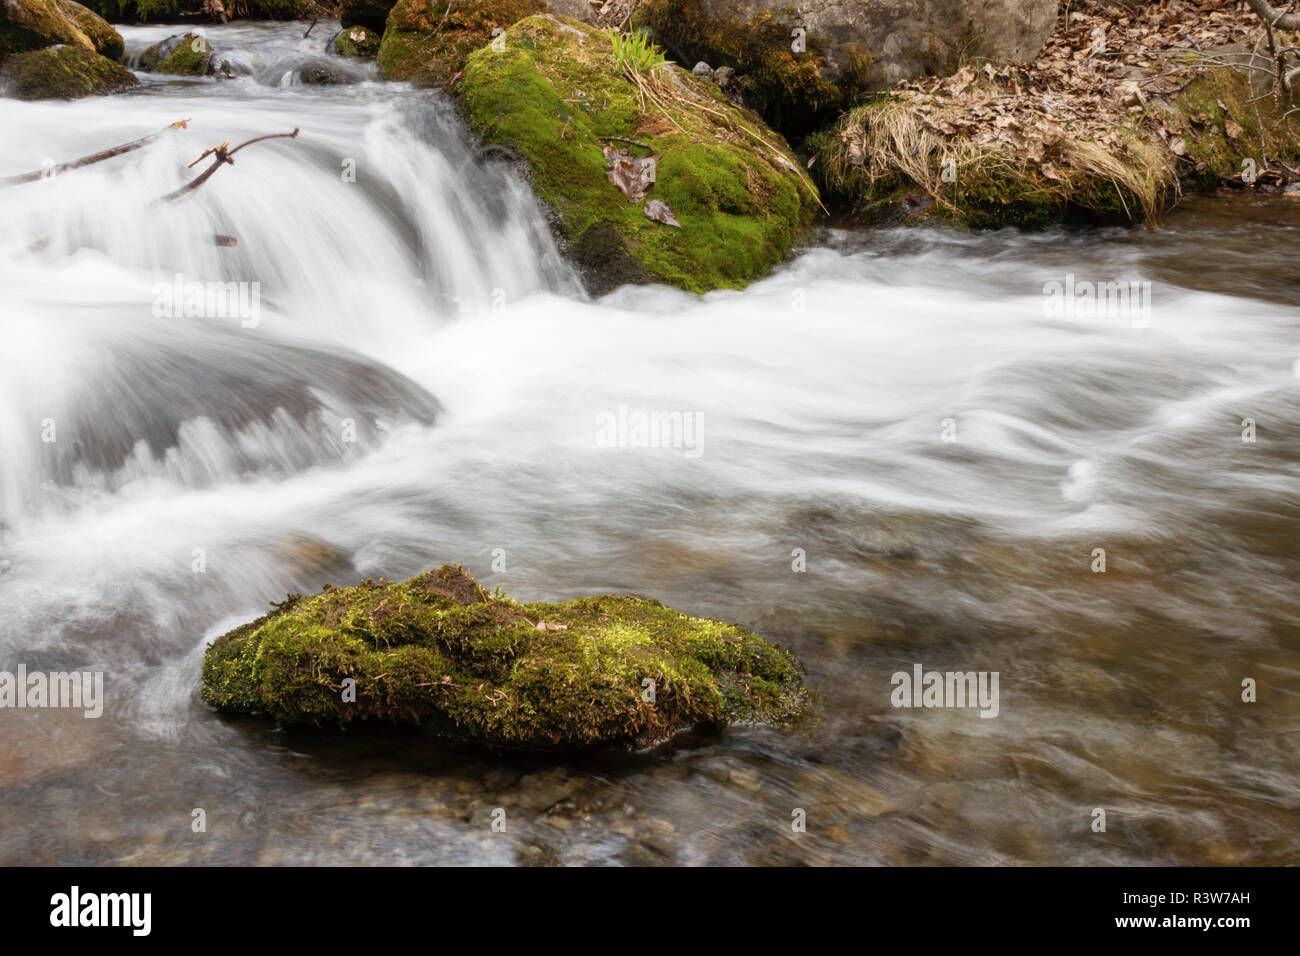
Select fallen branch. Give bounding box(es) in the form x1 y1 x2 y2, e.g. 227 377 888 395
1 120 190 188
159 127 300 202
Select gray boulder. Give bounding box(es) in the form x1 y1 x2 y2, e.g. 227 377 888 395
634 0 1059 139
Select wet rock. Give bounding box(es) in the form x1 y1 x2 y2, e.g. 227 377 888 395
333 24 380 58
57 0 121 60
514 768 577 812
201 564 809 749
0 44 136 99
456 15 820 294
0 0 97 59
690 60 712 79
138 32 213 76
295 55 356 84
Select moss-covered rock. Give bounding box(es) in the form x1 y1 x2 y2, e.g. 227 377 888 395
377 0 547 86
334 23 381 58
201 565 809 750
457 15 819 293
0 0 95 62
138 31 212 75
59 0 122 60
1 43 137 98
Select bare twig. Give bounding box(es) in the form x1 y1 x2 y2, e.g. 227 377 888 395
1 120 190 188
159 127 300 202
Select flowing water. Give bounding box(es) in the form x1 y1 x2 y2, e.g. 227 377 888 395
1 21 1298 865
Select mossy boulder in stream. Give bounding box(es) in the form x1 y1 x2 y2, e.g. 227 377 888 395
377 0 547 86
201 564 808 750
456 15 819 293
0 0 108 60
138 32 213 75
334 24 381 58
1 44 136 98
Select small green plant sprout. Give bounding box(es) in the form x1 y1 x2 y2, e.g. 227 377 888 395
608 27 670 79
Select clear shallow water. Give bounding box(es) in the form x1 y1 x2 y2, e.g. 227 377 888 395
1 22 1297 865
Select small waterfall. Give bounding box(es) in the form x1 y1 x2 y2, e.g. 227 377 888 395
0 23 578 521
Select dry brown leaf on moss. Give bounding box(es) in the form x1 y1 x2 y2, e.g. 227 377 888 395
603 145 659 202
644 198 681 227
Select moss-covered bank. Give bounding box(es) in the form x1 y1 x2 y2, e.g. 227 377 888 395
1 43 137 98
1162 54 1300 194
811 53 1300 231
377 0 546 86
456 15 819 293
809 94 1173 230
201 565 808 750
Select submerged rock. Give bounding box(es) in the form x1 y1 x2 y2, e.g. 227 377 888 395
1 44 136 98
138 32 214 75
333 23 380 57
201 565 808 750
293 54 359 83
456 15 819 294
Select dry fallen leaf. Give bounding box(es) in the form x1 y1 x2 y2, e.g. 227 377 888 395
644 198 682 228
603 146 659 203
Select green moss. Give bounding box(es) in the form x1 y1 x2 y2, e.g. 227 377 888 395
60 0 123 60
632 0 851 144
202 565 809 749
0 24 51 61
138 32 211 75
377 0 546 86
457 15 818 293
0 44 137 99
334 24 381 58
1170 63 1300 191
0 0 94 63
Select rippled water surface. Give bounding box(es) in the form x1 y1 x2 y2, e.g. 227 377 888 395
1 22 1297 865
